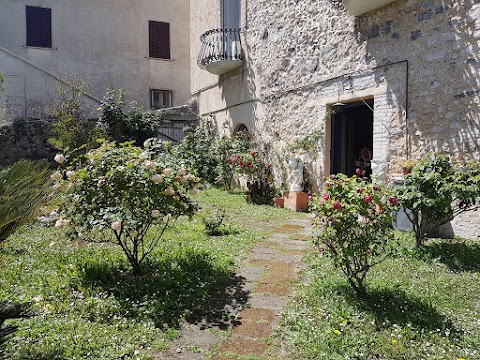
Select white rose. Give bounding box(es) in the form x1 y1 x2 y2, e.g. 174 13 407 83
111 221 122 231
143 139 152 148
177 168 187 176
51 171 62 182
164 186 176 196
163 168 173 177
151 209 161 218
54 154 65 164
144 160 155 170
139 152 148 160
181 176 189 184
66 170 75 179
152 174 164 184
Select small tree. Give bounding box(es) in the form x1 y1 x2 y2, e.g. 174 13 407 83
399 154 480 247
55 141 199 275
47 78 104 155
310 173 399 298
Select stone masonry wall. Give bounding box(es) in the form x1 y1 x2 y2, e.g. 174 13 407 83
241 0 479 238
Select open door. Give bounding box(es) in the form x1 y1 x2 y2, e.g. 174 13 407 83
330 100 374 177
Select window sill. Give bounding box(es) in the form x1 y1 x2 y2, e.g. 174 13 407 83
146 56 172 61
24 45 55 50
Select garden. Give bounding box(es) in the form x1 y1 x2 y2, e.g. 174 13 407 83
1 79 480 359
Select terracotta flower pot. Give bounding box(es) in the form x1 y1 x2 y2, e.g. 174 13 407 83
273 197 284 208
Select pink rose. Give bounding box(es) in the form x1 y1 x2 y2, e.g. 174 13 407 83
323 193 330 200
333 201 342 210
364 195 373 203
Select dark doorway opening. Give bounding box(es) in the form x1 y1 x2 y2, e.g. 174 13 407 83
330 100 374 177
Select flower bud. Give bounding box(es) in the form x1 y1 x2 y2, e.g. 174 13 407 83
163 168 173 177
151 209 161 218
111 221 122 231
164 186 176 196
66 170 75 179
152 174 164 184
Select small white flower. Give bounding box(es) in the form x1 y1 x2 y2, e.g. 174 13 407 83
164 186 176 196
144 160 155 170
163 168 173 177
116 166 125 172
139 152 148 160
177 168 187 176
51 171 62 182
111 221 122 231
54 154 65 164
66 170 75 179
151 209 161 218
152 174 164 184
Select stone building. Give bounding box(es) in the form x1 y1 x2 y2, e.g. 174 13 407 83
0 0 190 120
191 0 480 239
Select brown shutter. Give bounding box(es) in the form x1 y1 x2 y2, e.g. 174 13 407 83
26 6 52 48
149 21 170 59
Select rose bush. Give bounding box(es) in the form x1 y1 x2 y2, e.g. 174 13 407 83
310 173 399 298
53 141 200 274
228 150 274 205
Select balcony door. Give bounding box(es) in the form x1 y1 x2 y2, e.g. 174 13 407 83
222 0 240 28
221 0 241 60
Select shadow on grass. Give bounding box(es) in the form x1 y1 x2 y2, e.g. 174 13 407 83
337 285 462 338
80 247 249 329
423 241 480 272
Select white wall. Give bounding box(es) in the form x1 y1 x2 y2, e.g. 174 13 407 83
0 0 190 119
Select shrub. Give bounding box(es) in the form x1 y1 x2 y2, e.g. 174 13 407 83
55 141 200 275
98 89 164 145
0 160 52 245
200 206 226 236
47 79 105 155
228 149 274 205
164 121 218 184
399 154 480 247
310 173 399 298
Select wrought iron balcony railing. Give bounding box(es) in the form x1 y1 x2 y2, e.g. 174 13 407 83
197 27 244 75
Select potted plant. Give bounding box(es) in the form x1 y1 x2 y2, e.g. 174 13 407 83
400 159 419 175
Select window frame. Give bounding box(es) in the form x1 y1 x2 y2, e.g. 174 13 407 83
26 5 52 48
150 89 172 109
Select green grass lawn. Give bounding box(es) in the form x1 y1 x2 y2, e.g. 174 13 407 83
278 233 480 360
0 188 286 360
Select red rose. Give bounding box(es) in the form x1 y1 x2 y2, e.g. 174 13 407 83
251 151 256 156
227 157 233 163
325 182 331 187
323 193 330 200
357 188 364 194
333 201 342 210
364 195 373 203
389 196 398 205
249 163 254 168
373 184 380 191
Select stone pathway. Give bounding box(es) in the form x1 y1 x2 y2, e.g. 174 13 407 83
158 217 312 360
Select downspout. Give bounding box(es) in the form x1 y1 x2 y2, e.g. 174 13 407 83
0 45 102 104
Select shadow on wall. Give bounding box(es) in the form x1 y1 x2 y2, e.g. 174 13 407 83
358 0 480 163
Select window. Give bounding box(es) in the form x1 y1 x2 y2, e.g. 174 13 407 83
26 6 52 48
149 21 170 59
150 90 172 109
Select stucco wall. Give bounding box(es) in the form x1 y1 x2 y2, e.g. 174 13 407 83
0 0 190 119
191 0 480 239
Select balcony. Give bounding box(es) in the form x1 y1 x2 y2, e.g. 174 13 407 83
197 27 244 75
343 0 397 16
